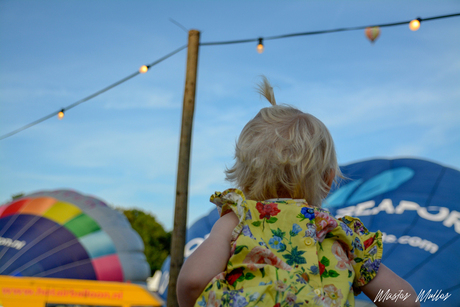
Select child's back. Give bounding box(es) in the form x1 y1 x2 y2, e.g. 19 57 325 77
177 77 419 307
200 188 383 307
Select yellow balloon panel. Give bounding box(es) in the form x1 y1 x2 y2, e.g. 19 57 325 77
42 201 82 224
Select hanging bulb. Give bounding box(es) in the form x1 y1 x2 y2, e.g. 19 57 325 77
257 38 264 54
139 65 149 73
58 109 65 120
409 18 421 31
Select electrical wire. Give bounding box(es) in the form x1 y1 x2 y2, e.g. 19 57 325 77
201 12 460 46
0 44 187 140
1 12 459 140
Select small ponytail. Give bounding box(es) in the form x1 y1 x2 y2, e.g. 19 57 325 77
256 76 276 106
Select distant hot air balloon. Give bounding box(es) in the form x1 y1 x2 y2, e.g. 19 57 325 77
365 26 380 43
158 158 460 306
0 190 150 283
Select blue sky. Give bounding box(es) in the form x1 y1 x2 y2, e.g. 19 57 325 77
1 0 459 231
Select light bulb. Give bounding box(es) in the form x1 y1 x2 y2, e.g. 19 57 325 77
139 65 149 73
58 110 64 120
409 19 421 31
257 38 264 54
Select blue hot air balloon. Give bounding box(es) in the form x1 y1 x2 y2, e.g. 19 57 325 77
158 158 460 306
323 158 459 306
0 189 150 283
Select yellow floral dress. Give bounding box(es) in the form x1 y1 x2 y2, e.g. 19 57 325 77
195 189 383 307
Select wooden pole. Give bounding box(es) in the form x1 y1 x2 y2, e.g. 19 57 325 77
167 29 200 307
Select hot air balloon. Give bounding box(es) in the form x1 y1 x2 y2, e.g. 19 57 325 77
158 158 460 306
365 26 380 43
0 189 150 283
324 158 460 306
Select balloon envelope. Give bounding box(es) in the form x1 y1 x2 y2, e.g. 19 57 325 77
365 26 380 43
324 158 460 305
0 190 150 283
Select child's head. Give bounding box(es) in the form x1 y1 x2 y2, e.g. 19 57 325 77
225 77 341 207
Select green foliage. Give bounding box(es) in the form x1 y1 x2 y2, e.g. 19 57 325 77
118 208 171 275
11 193 24 200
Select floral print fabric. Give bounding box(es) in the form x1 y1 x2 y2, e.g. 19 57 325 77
195 189 383 307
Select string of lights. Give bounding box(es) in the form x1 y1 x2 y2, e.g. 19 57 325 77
1 12 459 141
0 44 187 140
201 12 460 48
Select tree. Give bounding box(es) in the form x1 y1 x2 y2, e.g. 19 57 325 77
11 193 24 200
118 208 171 275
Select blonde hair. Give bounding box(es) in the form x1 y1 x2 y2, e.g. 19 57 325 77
225 77 341 207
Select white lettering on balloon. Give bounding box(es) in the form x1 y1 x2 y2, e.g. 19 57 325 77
0 237 26 250
381 233 438 254
336 199 460 235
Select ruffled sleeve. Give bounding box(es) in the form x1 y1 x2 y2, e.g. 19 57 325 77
338 216 383 294
210 189 248 241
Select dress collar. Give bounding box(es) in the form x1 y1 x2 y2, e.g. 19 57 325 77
265 198 306 202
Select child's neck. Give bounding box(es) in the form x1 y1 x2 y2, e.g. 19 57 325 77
275 188 293 199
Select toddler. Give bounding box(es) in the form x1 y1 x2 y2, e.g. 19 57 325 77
177 77 418 307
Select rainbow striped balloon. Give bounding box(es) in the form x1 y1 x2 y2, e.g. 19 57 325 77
0 190 149 282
